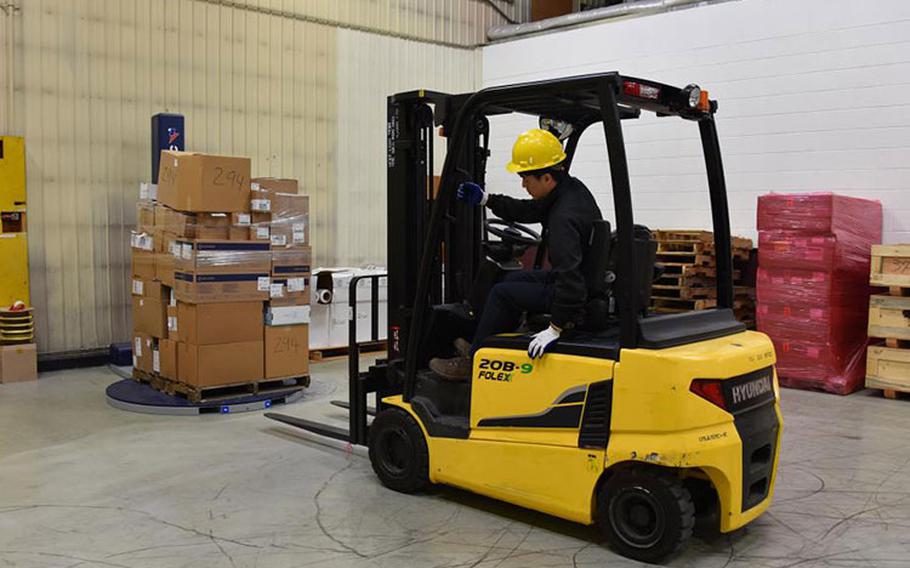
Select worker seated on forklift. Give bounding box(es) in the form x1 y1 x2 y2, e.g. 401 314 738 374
429 128 603 381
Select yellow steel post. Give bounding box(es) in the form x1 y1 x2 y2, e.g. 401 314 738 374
0 136 30 307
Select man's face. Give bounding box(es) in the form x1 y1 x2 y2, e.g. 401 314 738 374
521 173 556 200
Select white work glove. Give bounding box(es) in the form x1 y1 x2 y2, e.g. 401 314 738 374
528 325 561 359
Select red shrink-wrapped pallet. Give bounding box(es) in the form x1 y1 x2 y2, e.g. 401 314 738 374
756 193 881 395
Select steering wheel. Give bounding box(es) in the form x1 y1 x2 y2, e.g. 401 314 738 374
485 219 542 247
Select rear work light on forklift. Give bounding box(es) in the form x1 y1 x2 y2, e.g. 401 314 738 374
690 379 726 410
622 80 660 100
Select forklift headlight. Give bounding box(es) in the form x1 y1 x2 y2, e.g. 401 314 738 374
685 85 701 109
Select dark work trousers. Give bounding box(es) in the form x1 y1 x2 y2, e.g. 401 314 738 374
470 270 554 355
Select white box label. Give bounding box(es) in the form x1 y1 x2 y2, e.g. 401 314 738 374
251 199 271 212
149 184 158 200
152 351 160 373
134 337 142 357
292 222 306 232
236 213 251 226
257 276 271 291
132 279 144 295
251 182 260 191
292 231 306 244
256 226 270 239
287 277 307 292
169 242 180 256
267 305 311 326
139 182 150 201
181 243 193 260
270 234 287 246
168 316 178 332
270 283 284 298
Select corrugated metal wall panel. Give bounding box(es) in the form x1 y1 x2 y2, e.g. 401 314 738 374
11 0 492 354
335 29 481 266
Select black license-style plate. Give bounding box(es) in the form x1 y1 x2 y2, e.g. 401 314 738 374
724 367 775 413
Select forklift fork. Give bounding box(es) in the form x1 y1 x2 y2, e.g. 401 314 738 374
266 273 388 446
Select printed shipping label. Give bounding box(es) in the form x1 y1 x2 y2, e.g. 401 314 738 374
132 280 144 295
251 199 271 212
287 277 306 292
134 337 142 357
168 316 178 332
271 234 287 246
292 231 306 244
270 283 285 298
153 351 160 373
236 213 251 226
181 243 193 260
257 276 271 291
256 227 270 239
292 223 306 232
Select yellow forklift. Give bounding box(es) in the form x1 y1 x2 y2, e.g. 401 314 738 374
268 72 782 562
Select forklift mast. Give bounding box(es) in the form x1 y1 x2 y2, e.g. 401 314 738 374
385 90 488 385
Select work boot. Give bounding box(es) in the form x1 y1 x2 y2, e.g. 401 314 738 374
454 338 472 359
429 356 471 381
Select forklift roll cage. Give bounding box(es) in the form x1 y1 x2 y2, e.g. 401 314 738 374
394 72 734 400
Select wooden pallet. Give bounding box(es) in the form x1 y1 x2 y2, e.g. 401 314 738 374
651 297 717 312
655 252 716 267
652 285 717 300
659 263 717 277
309 340 387 362
868 294 910 341
655 273 715 288
870 244 910 288
132 370 309 403
866 343 910 399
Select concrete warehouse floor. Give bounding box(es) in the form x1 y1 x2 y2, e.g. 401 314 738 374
2 359 910 568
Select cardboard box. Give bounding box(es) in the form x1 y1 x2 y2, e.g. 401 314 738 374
178 340 264 387
270 193 309 246
132 333 154 373
131 250 156 280
269 275 310 305
0 343 37 383
166 305 178 338
131 279 170 300
155 233 179 287
272 246 311 273
251 189 271 212
174 240 271 274
176 301 263 345
229 226 249 240
157 150 251 213
137 202 155 232
155 205 193 236
132 296 168 338
265 324 309 379
253 177 298 195
158 338 177 379
174 272 270 303
229 212 251 240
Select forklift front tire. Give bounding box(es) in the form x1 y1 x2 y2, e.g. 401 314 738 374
368 408 430 493
598 468 695 563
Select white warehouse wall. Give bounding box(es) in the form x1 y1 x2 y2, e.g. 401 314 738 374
482 0 910 244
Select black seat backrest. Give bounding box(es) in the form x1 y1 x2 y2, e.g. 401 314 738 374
580 219 612 297
606 225 657 315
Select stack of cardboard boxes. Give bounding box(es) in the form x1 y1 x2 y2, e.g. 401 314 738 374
130 151 311 395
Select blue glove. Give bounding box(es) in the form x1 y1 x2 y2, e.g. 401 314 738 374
528 325 561 359
456 182 487 206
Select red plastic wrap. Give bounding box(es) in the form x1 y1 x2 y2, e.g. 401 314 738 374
771 339 868 395
757 192 882 241
758 231 873 275
756 302 868 345
755 192 881 395
756 267 871 307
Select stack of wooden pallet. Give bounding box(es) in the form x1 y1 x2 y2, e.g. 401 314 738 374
650 230 756 325
866 244 910 399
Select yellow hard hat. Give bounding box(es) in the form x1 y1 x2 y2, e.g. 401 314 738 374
505 128 567 173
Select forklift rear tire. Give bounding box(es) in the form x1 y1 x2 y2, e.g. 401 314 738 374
598 469 695 563
368 408 430 493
